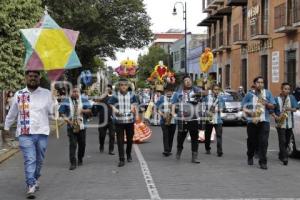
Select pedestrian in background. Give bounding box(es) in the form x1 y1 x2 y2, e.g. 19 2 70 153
59 86 92 170
3 70 53 199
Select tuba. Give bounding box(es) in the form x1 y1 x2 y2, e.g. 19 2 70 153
276 97 289 128
72 99 81 133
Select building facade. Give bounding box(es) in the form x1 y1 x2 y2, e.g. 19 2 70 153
199 0 300 95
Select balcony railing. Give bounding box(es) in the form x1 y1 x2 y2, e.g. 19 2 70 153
274 3 297 33
227 0 247 7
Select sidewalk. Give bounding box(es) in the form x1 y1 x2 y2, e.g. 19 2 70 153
0 120 65 164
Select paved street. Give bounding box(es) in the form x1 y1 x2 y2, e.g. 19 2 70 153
1 120 300 200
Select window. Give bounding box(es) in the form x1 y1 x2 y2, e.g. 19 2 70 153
180 48 185 69
250 0 259 36
286 50 296 89
261 0 269 34
173 51 180 63
294 0 300 23
233 24 239 42
241 59 247 91
225 65 230 88
219 19 224 46
261 55 268 89
227 15 231 45
242 6 247 40
274 3 285 29
218 68 222 86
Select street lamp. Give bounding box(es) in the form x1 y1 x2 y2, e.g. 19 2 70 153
172 1 187 74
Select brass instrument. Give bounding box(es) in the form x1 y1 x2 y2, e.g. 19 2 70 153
253 92 264 124
72 99 81 133
164 97 173 125
207 96 217 123
276 97 289 128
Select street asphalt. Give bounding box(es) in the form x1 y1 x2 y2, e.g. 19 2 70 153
1 119 300 200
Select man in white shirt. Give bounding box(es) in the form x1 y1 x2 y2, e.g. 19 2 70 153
3 70 53 199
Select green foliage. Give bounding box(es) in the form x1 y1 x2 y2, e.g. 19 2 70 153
0 0 43 90
137 46 169 84
42 0 153 71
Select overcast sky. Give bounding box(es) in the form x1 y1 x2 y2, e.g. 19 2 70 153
105 0 207 68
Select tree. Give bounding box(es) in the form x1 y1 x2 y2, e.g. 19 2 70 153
0 0 43 90
137 46 169 87
42 0 153 71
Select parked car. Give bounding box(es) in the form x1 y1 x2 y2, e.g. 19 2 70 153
288 107 300 157
220 90 246 124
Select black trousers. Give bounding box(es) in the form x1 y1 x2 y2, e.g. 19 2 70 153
98 122 115 152
247 122 270 164
276 128 293 162
161 124 176 153
115 123 134 161
205 124 223 154
177 120 199 152
68 129 86 165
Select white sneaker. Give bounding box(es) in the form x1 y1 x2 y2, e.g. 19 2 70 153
35 181 40 191
26 185 36 199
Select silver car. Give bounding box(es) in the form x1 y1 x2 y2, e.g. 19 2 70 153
220 90 246 124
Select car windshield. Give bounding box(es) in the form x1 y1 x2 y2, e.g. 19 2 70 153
221 92 242 102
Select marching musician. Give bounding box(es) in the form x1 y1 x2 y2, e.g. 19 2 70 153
242 76 275 170
108 78 138 167
156 85 176 157
271 82 298 165
171 75 201 164
204 84 225 157
59 86 92 170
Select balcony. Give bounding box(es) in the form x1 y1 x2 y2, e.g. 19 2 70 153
226 0 247 6
207 0 218 9
251 34 269 40
214 6 232 16
197 15 223 26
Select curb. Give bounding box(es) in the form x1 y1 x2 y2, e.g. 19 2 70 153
0 120 65 164
0 148 19 164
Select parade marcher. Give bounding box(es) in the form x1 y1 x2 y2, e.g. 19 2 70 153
93 84 115 155
152 86 163 125
108 78 138 167
204 84 225 157
3 70 53 199
242 76 275 170
59 86 92 170
272 82 298 165
171 75 201 164
156 85 176 157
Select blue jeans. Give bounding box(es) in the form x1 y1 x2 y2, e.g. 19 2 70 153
19 134 48 187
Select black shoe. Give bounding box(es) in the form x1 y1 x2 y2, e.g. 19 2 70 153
78 160 83 166
176 149 182 160
260 163 268 170
283 160 288 166
127 156 132 162
69 164 76 170
206 150 211 155
118 161 125 167
99 146 104 153
248 158 254 165
109 152 115 155
217 152 223 157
